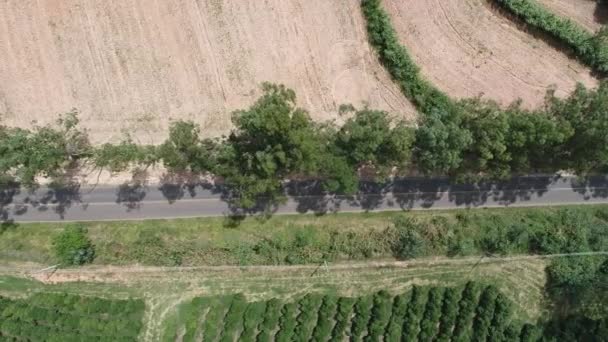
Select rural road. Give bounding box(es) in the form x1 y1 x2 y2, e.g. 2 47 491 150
1 175 607 222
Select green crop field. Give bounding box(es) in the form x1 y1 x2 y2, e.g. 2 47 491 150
0 293 145 341
161 283 526 342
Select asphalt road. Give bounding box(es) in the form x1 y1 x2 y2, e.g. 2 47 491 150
1 175 607 222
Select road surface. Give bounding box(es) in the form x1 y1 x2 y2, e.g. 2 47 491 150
1 175 607 222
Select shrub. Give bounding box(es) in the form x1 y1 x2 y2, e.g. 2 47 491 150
435 287 462 342
311 296 339 342
364 291 393 342
451 282 482 342
330 297 356 341
391 217 427 259
52 224 95 266
492 0 605 71
384 294 409 341
350 295 374 341
418 287 445 341
401 286 428 341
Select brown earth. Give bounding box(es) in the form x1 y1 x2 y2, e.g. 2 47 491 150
536 0 605 32
384 0 598 108
0 0 414 144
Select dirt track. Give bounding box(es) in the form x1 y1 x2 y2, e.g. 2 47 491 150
0 0 414 144
384 0 598 108
537 0 605 32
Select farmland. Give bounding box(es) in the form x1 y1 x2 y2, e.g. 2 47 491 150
0 0 413 144
163 284 525 342
536 0 605 32
383 0 597 107
0 0 601 143
0 293 145 341
0 255 549 341
1 0 608 341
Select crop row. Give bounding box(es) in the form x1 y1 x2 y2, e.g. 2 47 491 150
167 282 530 342
0 294 145 341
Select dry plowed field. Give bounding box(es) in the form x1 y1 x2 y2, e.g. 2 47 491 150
384 0 598 108
0 0 414 144
537 0 605 32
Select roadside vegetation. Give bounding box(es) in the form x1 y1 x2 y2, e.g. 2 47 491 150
1 206 606 268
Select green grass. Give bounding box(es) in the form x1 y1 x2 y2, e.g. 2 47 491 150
2 205 608 267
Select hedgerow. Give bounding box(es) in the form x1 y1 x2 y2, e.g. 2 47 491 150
201 296 232 342
292 294 323 342
330 297 356 341
349 295 374 341
418 287 445 341
219 295 248 342
435 287 462 342
471 286 499 342
310 295 339 342
256 299 283 342
401 286 428 341
239 301 266 342
488 293 514 342
451 282 482 342
274 302 298 342
493 0 608 72
364 291 393 342
384 294 409 341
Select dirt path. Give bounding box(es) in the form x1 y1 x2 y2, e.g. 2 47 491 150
0 0 415 144
536 0 605 32
3 252 601 286
383 0 598 108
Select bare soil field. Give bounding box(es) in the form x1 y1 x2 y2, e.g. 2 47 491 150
536 0 605 32
0 0 414 144
384 0 598 108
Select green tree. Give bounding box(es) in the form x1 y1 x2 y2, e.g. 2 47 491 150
335 109 414 176
547 82 608 173
0 111 90 187
414 109 473 175
157 121 216 174
94 138 157 173
217 83 323 208
52 224 95 266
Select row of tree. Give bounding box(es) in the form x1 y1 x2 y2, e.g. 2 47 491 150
1 0 608 210
494 0 608 73
1 80 608 209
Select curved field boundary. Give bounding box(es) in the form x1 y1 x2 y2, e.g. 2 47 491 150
0 0 415 144
492 0 608 73
536 0 605 33
381 0 597 108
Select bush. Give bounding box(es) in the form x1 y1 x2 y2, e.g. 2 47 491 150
391 217 427 259
365 291 393 342
52 224 95 266
493 0 605 71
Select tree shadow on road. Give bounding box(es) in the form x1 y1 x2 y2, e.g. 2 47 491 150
569 175 608 200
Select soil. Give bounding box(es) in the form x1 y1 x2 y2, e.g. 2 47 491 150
383 0 598 108
0 0 415 144
536 0 605 32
